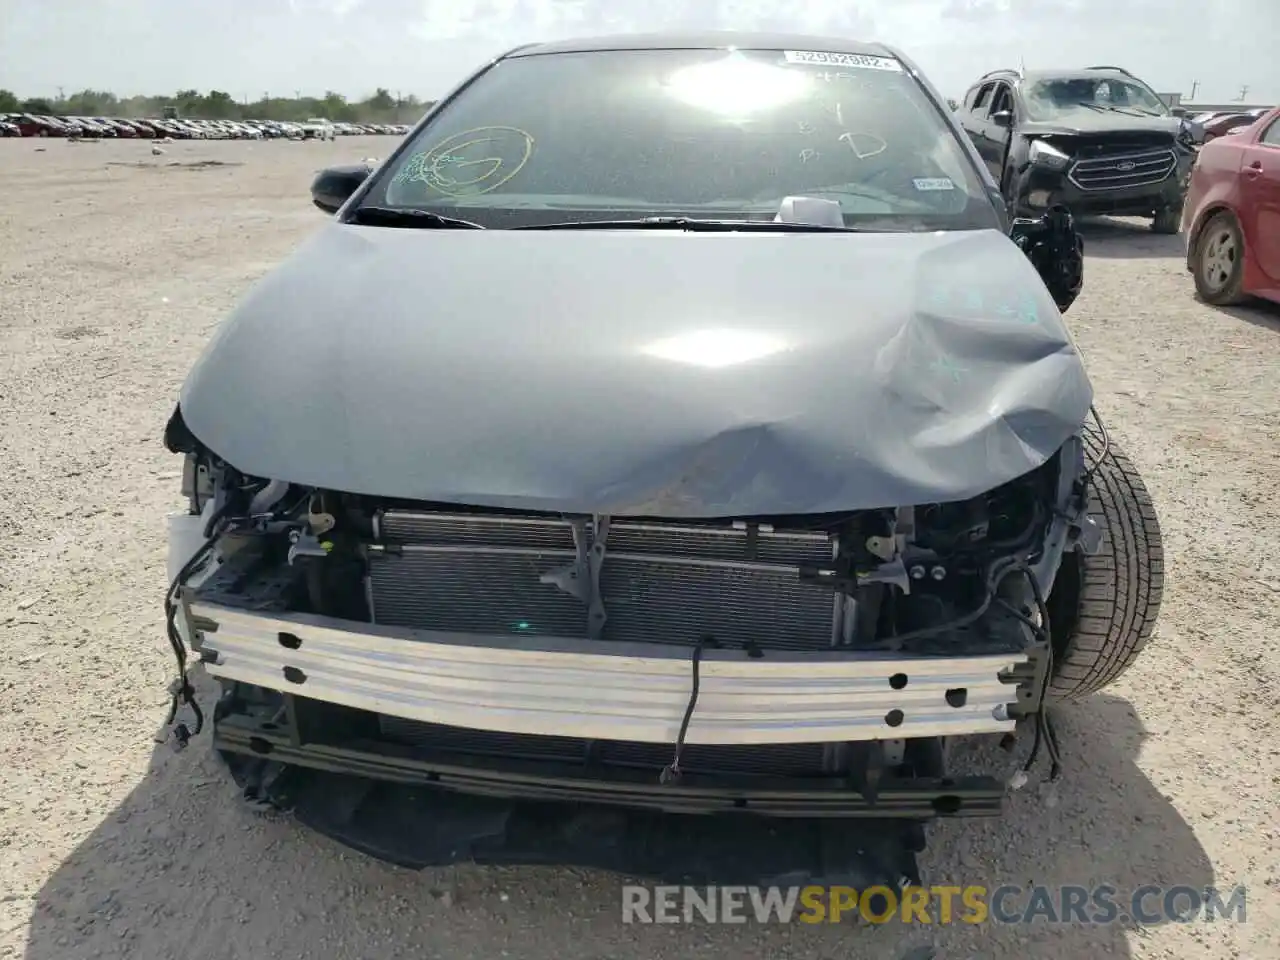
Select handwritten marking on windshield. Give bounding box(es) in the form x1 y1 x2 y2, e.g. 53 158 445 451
799 148 819 163
810 70 865 84
393 126 535 197
838 131 887 160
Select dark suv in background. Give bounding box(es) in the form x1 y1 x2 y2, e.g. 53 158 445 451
957 65 1199 233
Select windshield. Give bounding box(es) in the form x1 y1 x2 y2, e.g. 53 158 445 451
1023 76 1169 120
363 47 999 231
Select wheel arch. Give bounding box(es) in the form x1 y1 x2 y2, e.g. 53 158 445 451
1045 422 1165 701
1045 546 1084 660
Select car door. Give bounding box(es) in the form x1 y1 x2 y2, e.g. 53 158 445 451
961 82 1001 173
959 82 991 142
1240 109 1280 293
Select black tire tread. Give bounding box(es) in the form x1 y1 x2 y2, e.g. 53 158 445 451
1049 420 1165 701
1151 208 1181 235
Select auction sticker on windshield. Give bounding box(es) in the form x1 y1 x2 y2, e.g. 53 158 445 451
783 50 904 72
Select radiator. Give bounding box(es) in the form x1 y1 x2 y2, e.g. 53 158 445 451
366 509 839 651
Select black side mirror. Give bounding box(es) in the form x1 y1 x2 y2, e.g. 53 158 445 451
311 163 373 214
990 110 1013 128
1011 204 1083 313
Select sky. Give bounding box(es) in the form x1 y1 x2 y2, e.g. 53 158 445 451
1 0 1276 105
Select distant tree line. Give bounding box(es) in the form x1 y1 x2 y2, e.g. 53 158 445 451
0 87 434 124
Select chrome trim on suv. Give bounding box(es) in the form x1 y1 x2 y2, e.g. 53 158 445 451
1068 147 1177 192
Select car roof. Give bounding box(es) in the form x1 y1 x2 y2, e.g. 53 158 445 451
504 31 893 58
1018 69 1144 84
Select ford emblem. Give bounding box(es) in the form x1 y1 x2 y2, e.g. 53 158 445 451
1116 160 1136 171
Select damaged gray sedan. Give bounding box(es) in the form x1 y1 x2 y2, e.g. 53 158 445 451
160 33 1163 887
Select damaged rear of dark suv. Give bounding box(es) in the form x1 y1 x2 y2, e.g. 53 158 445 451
959 65 1200 232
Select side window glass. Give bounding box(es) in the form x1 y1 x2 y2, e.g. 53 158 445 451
989 83 1012 117
973 83 994 112
1261 118 1280 147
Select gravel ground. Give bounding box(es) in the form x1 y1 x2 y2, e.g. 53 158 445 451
1 135 1278 960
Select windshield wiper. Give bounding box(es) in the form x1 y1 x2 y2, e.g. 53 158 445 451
1083 103 1153 118
348 205 485 229
1101 106 1146 117
512 216 859 232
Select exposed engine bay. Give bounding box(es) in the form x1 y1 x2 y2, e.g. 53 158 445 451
188 449 1066 660
155 402 1109 902
166 422 1096 766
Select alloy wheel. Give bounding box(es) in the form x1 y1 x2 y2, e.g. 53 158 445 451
1200 228 1237 292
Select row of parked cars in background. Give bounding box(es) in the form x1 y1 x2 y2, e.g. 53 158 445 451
0 114 409 140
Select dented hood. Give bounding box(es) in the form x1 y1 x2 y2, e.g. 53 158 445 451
1020 113 1182 139
178 223 1093 517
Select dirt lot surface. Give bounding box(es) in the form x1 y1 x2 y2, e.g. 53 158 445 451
1 135 1278 960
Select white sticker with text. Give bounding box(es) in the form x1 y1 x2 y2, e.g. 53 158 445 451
913 178 956 191
784 50 904 72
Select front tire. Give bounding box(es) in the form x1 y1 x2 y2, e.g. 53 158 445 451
1047 421 1165 701
1193 211 1247 305
1152 207 1181 234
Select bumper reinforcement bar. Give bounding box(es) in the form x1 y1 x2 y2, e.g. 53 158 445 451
191 600 1025 746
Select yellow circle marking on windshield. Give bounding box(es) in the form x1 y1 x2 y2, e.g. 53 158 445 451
397 126 535 197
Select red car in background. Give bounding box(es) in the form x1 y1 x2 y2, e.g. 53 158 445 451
2 113 65 136
1197 112 1262 143
1182 106 1280 306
